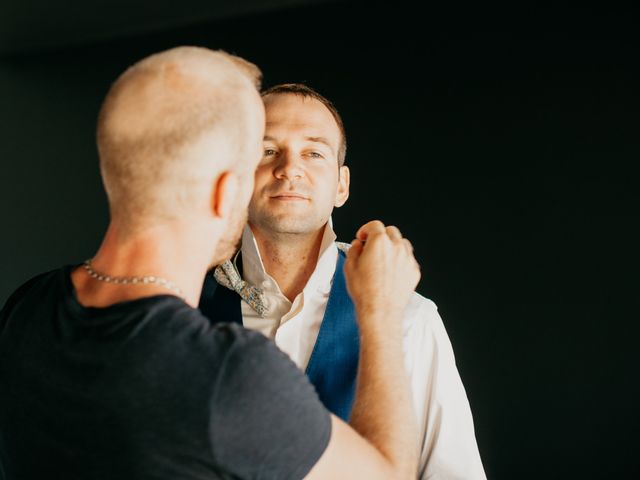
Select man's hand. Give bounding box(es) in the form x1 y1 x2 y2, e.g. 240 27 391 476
344 220 421 326
306 220 421 480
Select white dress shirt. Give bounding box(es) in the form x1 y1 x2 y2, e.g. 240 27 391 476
238 223 487 479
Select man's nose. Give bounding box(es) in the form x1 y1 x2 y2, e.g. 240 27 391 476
274 152 304 180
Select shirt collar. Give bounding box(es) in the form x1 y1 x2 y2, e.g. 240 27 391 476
240 220 338 298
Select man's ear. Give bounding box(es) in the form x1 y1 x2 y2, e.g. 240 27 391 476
211 171 239 219
335 165 350 208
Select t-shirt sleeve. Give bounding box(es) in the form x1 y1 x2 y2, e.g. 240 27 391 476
209 329 331 480
0 271 51 334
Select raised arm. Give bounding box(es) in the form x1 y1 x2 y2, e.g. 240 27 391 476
306 220 421 479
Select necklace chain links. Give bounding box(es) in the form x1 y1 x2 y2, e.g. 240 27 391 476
82 259 184 299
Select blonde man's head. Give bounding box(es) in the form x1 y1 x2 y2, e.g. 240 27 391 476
96 46 263 233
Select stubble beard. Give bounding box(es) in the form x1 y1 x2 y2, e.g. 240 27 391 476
248 202 325 238
209 207 247 268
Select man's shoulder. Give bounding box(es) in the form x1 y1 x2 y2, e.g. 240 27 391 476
402 291 455 346
1 267 63 317
157 305 263 351
409 290 439 312
170 308 290 374
405 291 441 326
6 267 61 297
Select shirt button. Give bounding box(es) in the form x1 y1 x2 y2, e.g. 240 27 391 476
261 280 269 288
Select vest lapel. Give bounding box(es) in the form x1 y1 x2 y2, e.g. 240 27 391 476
199 257 243 326
305 252 360 421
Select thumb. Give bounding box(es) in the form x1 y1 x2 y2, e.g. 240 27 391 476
346 239 364 264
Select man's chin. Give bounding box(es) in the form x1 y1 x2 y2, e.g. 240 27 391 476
249 204 328 236
260 217 322 236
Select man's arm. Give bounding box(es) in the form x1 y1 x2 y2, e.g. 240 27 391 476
407 298 487 479
305 221 421 479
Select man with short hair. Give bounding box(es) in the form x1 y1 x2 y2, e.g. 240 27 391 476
200 83 487 479
0 48 421 479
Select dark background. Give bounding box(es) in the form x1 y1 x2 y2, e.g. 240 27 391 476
1 1 638 478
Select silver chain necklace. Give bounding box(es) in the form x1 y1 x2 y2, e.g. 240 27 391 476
82 259 185 299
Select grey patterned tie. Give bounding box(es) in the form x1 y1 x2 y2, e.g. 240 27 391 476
213 260 268 318
213 242 351 318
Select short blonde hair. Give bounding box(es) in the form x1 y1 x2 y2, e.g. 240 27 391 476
96 46 262 231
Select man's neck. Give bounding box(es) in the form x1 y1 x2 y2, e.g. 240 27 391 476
250 224 326 302
71 221 215 308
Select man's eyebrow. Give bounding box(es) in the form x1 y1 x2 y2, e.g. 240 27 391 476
304 136 333 150
263 135 335 153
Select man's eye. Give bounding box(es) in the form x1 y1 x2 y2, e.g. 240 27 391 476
264 149 277 156
306 152 323 159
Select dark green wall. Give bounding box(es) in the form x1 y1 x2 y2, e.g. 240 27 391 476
1 3 638 478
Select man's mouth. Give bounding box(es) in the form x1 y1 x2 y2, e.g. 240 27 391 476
269 193 309 201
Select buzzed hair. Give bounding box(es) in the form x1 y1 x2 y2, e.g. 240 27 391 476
260 83 347 166
96 46 262 231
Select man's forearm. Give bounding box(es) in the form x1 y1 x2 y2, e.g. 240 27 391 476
349 307 419 479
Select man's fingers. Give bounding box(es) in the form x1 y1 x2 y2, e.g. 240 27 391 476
346 220 422 317
385 225 402 242
356 220 386 241
347 238 364 260
402 238 414 254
